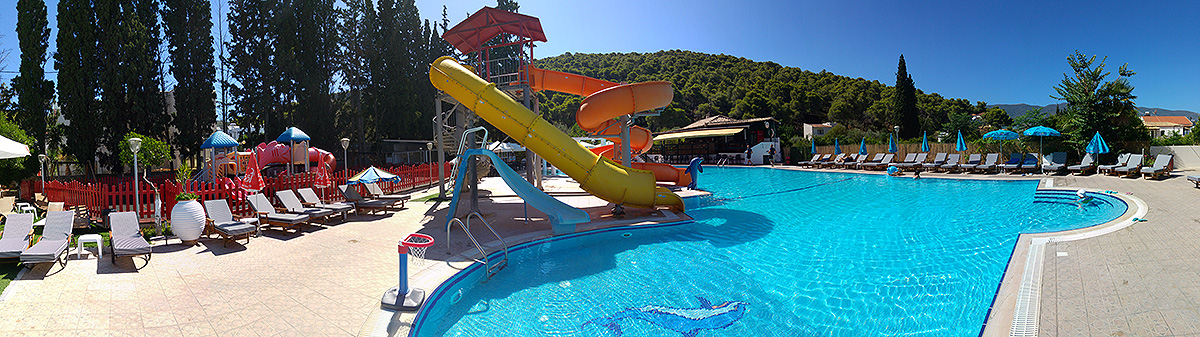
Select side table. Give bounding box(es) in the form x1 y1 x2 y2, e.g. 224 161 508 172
76 233 104 259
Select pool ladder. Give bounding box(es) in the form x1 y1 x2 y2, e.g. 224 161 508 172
447 212 509 281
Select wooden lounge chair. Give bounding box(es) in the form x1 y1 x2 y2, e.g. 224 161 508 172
953 154 982 173
1067 153 1097 175
203 199 259 247
1041 152 1067 174
999 153 1022 173
895 153 928 171
855 153 884 170
276 190 336 224
0 213 36 261
863 153 895 170
1139 154 1174 180
921 153 948 171
337 185 392 215
246 193 309 233
20 211 73 269
1016 153 1040 174
1111 154 1144 177
297 188 354 220
796 154 822 167
798 154 830 167
363 183 410 209
971 153 1001 173
1188 175 1200 187
108 211 153 264
937 154 962 172
1097 153 1131 175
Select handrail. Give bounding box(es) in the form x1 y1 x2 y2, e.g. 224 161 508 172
445 211 510 280
466 211 509 269
447 218 490 271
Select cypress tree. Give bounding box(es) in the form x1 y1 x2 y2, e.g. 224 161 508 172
12 0 54 158
225 0 278 142
164 0 216 159
54 0 101 172
893 54 920 139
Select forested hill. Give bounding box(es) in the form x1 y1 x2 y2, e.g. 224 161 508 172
532 50 997 143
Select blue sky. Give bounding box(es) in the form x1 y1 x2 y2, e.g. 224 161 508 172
3 0 1199 112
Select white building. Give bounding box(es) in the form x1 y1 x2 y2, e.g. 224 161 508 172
802 123 835 139
1141 116 1193 138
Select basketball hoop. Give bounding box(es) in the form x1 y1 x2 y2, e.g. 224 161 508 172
401 233 435 267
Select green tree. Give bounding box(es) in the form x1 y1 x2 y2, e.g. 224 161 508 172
1051 51 1149 150
943 112 981 140
276 0 338 150
118 132 172 168
0 117 35 186
94 0 168 173
12 0 54 158
225 0 279 142
892 54 920 138
54 0 101 172
981 107 1013 128
1012 107 1050 130
164 0 216 160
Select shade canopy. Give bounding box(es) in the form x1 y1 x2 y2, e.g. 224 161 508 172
1023 126 1061 137
982 129 1020 140
887 134 897 153
652 127 743 141
810 139 816 154
921 131 930 152
488 141 526 153
858 138 867 156
955 131 968 152
201 131 240 149
442 7 547 54
276 127 311 142
0 135 30 159
1086 132 1110 154
347 166 401 185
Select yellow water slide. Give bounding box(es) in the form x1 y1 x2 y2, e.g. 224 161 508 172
429 56 685 212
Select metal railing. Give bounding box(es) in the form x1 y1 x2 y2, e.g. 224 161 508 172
446 211 510 280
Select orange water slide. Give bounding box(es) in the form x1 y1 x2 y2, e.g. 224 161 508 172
527 66 692 186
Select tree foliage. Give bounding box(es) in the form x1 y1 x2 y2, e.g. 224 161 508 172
893 55 920 138
163 0 216 159
1051 51 1149 150
54 0 100 173
118 132 171 168
94 0 169 173
12 0 54 157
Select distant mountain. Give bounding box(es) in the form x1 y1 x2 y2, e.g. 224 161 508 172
987 104 1198 121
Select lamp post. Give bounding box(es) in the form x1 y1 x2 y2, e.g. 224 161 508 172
340 138 350 174
129 138 142 218
38 154 47 198
426 142 433 188
893 125 900 151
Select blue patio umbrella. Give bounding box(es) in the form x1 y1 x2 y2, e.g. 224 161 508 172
347 166 402 185
921 131 930 152
833 139 841 155
1085 132 1110 154
810 139 816 155
887 134 898 153
858 138 868 156
955 130 968 152
1023 126 1061 173
982 129 1020 140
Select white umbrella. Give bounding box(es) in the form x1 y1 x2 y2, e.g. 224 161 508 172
0 135 30 159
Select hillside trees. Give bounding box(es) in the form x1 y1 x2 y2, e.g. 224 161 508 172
163 0 216 159
1051 51 1149 149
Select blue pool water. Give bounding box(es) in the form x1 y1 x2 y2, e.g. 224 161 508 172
412 167 1127 336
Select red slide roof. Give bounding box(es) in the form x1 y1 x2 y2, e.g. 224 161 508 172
442 7 547 54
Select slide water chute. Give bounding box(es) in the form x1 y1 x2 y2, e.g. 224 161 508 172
430 56 684 212
526 65 694 187
446 149 589 234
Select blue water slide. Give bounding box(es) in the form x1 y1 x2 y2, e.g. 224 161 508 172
445 149 590 234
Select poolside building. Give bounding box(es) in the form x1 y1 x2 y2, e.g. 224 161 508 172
802 122 835 139
1140 116 1193 138
650 115 779 164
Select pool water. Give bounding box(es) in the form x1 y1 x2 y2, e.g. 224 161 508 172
412 167 1126 336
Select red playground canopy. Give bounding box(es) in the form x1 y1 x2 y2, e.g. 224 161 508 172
442 7 547 54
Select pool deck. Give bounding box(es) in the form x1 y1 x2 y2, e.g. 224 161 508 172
0 165 1195 336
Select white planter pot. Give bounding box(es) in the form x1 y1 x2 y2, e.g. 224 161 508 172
170 200 206 244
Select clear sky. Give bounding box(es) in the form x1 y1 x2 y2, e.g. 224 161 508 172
3 0 1199 112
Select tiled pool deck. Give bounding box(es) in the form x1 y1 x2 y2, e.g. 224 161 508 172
0 167 1194 336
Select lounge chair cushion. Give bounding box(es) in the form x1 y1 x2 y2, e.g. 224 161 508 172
20 239 68 263
0 239 29 258
112 235 152 257
265 213 308 224
213 220 258 237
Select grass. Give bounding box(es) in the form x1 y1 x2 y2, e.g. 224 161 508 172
413 193 441 202
0 263 20 294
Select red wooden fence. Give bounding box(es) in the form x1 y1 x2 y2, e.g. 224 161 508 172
43 162 453 221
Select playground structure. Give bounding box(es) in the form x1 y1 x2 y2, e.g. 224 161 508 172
434 7 689 221
197 130 338 183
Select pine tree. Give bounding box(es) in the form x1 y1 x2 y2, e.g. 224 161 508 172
54 0 101 172
93 0 167 172
225 0 279 143
281 0 338 150
337 0 379 147
164 0 216 159
893 54 920 139
12 0 54 160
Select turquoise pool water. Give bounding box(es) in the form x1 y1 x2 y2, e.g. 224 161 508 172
411 167 1126 336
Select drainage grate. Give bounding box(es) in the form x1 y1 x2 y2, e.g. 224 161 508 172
1010 237 1048 337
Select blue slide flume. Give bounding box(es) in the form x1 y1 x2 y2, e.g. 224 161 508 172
446 149 590 234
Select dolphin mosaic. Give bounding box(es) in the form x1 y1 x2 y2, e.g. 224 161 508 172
582 297 748 337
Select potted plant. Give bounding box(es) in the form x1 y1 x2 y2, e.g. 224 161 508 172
169 164 206 245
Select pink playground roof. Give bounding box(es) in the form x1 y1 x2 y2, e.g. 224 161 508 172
442 7 547 54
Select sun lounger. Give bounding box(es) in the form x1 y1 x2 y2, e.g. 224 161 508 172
831 154 863 169
0 213 36 260
937 154 962 172
1097 153 1131 175
999 153 1022 172
364 183 410 209
895 153 928 171
297 188 354 220
1067 153 1097 175
817 154 847 168
1189 175 1200 187
863 153 896 170
797 154 822 167
203 199 259 247
952 154 982 172
20 211 73 268
855 153 884 170
971 153 1001 173
1016 153 1040 173
338 185 392 215
894 153 917 168
108 211 153 264
1041 152 1067 174
276 190 336 224
921 153 948 170
1139 154 1174 180
1112 154 1144 177
246 193 309 233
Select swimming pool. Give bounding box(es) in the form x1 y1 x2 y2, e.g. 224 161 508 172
411 167 1126 336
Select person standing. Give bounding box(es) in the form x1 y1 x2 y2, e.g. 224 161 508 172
744 146 753 165
767 145 777 167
